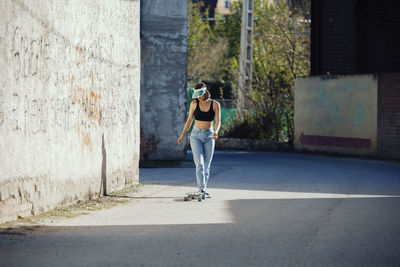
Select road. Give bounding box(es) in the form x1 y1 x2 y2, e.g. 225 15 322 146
1 151 400 266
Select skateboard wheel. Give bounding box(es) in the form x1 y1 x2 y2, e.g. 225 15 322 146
197 197 202 202
202 194 206 200
184 196 189 201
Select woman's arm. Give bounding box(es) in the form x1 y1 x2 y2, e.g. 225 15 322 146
178 101 195 144
212 101 221 139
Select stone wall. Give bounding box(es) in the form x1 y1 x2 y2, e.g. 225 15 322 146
215 138 290 152
140 0 187 161
0 0 141 224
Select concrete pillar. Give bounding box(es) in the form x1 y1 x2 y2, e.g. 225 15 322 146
140 0 188 161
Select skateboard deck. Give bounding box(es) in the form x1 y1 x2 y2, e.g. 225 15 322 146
184 192 206 202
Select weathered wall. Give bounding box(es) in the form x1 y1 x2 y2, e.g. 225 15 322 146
140 0 187 161
294 75 378 155
0 0 140 224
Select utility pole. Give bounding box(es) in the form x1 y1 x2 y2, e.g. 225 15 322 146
237 0 254 119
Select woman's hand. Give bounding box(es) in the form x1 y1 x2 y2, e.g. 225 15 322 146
211 132 218 140
177 134 184 144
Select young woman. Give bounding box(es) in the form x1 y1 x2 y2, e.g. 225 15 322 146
178 82 221 198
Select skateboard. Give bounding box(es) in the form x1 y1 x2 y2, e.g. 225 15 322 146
184 192 206 202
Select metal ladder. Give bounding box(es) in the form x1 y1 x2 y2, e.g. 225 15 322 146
238 0 254 119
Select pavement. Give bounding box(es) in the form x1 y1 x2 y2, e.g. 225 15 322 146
1 151 400 266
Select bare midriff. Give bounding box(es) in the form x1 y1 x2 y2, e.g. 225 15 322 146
194 120 213 129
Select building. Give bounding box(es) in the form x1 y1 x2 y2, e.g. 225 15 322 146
192 0 218 21
295 0 400 159
216 0 239 15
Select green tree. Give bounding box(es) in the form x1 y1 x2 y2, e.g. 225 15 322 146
188 1 310 142
187 1 229 84
213 1 242 85
223 1 310 142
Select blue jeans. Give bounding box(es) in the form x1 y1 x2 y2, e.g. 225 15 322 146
190 126 215 191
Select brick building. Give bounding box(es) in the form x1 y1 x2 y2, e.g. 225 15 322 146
311 0 400 75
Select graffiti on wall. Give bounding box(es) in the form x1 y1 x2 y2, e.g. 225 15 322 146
318 80 369 129
7 26 137 156
295 75 377 152
11 26 51 81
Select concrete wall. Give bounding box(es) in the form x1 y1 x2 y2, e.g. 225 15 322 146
0 0 140 224
140 0 187 161
294 75 378 155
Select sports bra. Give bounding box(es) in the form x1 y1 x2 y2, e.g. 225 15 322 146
194 99 215 122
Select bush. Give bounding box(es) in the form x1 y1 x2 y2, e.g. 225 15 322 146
202 80 234 99
222 105 293 142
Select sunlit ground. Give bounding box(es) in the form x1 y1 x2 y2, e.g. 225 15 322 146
42 184 400 227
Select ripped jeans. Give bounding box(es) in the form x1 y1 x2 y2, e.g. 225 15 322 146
190 126 215 191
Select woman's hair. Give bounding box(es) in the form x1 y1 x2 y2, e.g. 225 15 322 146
193 82 211 101
203 90 211 100
195 82 206 89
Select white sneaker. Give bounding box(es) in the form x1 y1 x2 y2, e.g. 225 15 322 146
187 189 203 195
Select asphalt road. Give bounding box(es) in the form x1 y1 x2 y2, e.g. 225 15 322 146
1 151 400 267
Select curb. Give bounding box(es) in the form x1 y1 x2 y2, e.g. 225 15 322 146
215 138 292 152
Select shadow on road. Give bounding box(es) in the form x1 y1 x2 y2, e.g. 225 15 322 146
1 197 400 266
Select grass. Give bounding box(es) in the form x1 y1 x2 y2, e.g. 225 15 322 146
0 183 144 233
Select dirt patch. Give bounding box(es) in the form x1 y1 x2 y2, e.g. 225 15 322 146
0 184 144 235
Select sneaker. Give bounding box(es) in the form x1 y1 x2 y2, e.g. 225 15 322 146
186 190 203 200
204 191 211 198
192 189 203 195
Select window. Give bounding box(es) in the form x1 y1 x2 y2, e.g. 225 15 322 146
225 0 230 9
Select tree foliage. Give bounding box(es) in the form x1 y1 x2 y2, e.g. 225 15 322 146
187 1 230 84
188 1 311 142
223 1 310 142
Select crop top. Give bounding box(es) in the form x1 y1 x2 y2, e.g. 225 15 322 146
194 99 215 122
